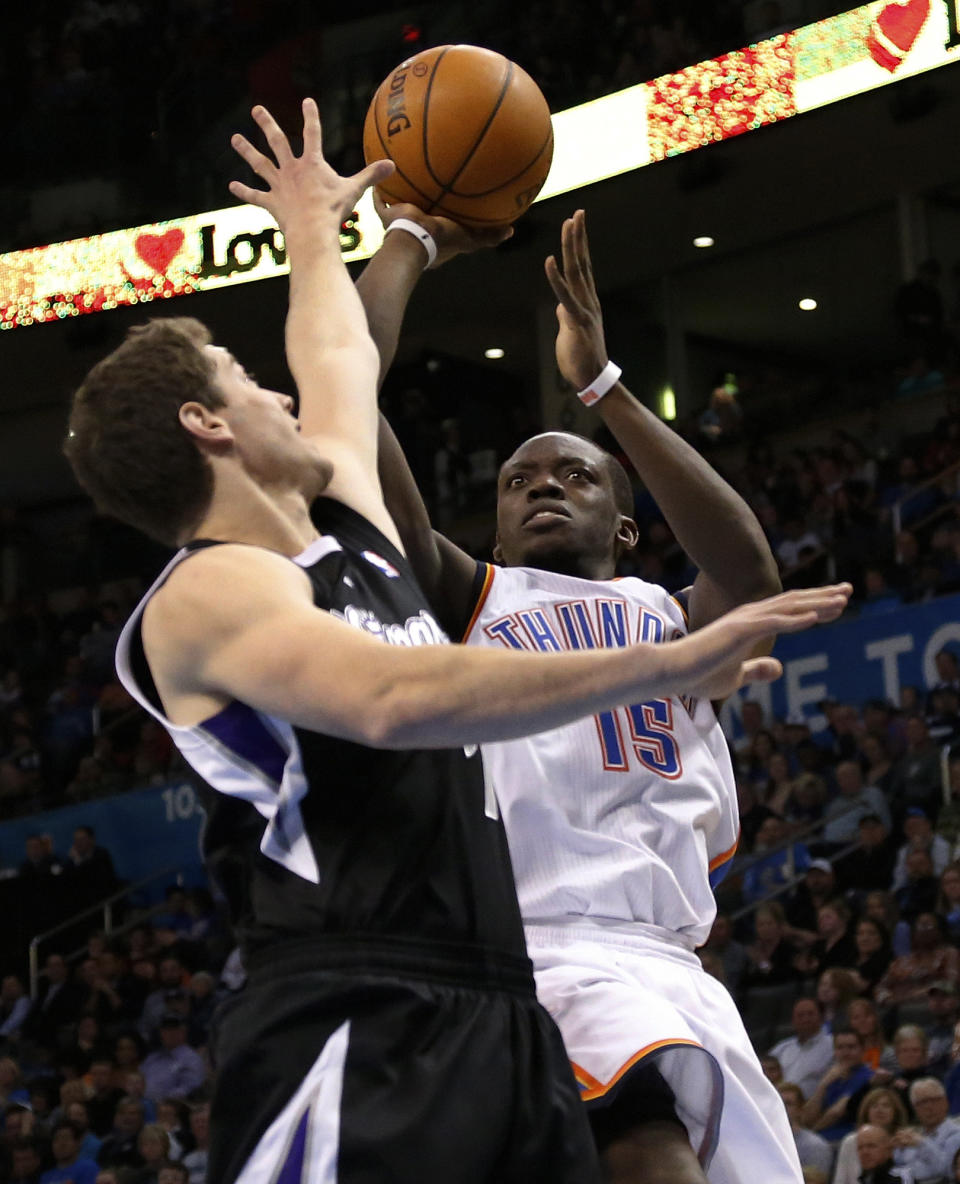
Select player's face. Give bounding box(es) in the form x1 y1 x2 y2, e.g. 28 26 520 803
205 347 333 497
494 434 634 579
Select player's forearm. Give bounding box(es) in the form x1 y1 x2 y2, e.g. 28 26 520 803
359 641 674 749
356 232 426 386
283 225 381 452
597 383 779 600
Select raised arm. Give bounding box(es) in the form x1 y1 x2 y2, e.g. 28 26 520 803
147 544 850 748
352 201 509 629
228 100 398 542
545 210 781 631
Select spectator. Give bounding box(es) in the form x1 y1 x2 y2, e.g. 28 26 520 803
157 1164 188 1184
24 953 84 1046
743 901 802 989
736 778 774 852
894 1077 960 1181
852 1123 904 1184
110 1035 144 1091
816 968 860 1034
888 716 945 823
879 1025 934 1118
18 834 63 879
944 1020 960 1114
786 859 837 937
895 850 941 925
876 914 960 1007
926 687 960 746
734 699 769 767
84 1061 125 1138
180 1103 208 1184
822 760 892 845
8 1137 44 1184
153 1100 186 1161
805 900 858 976
702 913 749 999
761 1054 784 1086
65 1101 101 1163
848 999 894 1072
698 378 744 447
41 1119 99 1184
97 1098 145 1171
768 997 835 1100
925 982 960 1077
892 809 952 891
139 958 186 1045
850 917 894 997
939 863 960 943
831 1088 910 1184
801 1028 874 1142
742 815 811 904
184 973 216 1047
931 648 960 703
130 1125 171 1184
65 828 117 909
778 1081 834 1178
837 817 898 897
0 978 31 1043
139 1018 205 1102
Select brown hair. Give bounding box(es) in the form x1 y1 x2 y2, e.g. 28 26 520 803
856 1087 908 1131
65 318 221 546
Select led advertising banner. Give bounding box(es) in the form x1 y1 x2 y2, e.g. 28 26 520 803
2 0 958 331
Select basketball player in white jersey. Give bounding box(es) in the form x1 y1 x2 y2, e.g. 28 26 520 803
65 102 847 1183
352 206 808 1184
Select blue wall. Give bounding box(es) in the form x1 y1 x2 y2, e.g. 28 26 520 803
0 781 206 898
721 592 960 735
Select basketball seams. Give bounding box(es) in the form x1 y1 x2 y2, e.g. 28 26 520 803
370 74 444 210
425 57 515 211
363 44 555 229
444 125 553 199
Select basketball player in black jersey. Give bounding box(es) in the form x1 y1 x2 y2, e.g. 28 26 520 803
64 100 850 1184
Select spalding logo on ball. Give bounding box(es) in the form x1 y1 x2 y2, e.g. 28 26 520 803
363 44 554 229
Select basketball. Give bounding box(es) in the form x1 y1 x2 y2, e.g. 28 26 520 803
362 44 554 229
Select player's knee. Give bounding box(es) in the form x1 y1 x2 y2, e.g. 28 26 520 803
601 1119 707 1184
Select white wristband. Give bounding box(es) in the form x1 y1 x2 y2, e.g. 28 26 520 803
577 360 622 406
385 218 438 268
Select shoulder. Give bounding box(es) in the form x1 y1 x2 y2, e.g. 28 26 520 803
146 545 314 641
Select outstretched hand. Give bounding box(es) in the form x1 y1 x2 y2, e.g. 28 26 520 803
673 584 852 702
229 98 395 234
372 194 513 269
545 209 609 391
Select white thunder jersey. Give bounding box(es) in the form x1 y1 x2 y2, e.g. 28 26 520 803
464 563 739 949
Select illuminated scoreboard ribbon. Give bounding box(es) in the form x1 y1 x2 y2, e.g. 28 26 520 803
2 0 958 331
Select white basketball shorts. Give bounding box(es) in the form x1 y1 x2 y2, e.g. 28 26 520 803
525 923 803 1184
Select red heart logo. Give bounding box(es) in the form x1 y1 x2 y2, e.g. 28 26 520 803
866 0 931 71
134 229 185 274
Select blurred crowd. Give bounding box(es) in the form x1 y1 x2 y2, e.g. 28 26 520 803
697 676 960 1182
0 879 230 1184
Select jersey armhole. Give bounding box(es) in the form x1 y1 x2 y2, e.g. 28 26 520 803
460 562 496 642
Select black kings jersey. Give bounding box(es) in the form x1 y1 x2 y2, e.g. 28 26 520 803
116 498 529 985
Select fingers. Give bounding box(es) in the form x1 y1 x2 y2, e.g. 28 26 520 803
349 158 395 201
301 97 322 158
228 179 274 212
250 104 294 167
230 132 278 185
740 657 784 685
545 253 585 319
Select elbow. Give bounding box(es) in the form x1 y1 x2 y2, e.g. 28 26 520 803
354 685 428 750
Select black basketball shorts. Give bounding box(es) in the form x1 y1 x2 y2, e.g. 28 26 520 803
206 951 602 1184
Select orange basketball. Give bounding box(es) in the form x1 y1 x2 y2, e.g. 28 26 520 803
362 45 554 229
